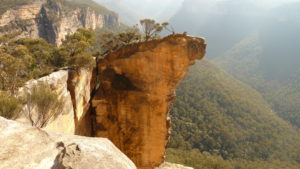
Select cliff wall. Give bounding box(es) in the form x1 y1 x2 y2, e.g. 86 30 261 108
14 34 206 169
0 0 119 45
92 34 206 169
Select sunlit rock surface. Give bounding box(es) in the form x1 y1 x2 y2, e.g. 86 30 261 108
0 117 136 169
17 70 75 134
92 34 206 169
0 0 119 45
11 34 206 169
17 69 94 135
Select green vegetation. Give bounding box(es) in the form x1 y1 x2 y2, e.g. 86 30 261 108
95 26 141 56
57 28 96 69
0 28 96 94
167 61 300 168
213 33 300 129
93 19 172 56
22 82 64 128
0 0 35 15
167 149 232 169
0 92 22 120
0 28 96 123
0 19 33 32
167 148 300 169
139 19 171 40
0 26 142 121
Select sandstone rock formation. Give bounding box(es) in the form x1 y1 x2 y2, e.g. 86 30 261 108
92 34 206 169
12 34 206 169
155 162 193 169
0 0 119 45
17 69 94 135
17 70 75 134
68 69 96 136
0 117 136 169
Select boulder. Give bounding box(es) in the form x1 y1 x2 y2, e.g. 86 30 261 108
0 117 136 169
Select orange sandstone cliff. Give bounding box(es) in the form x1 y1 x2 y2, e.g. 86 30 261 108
91 34 206 169
16 34 206 169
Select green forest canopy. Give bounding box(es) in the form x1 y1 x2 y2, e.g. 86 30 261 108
167 60 300 169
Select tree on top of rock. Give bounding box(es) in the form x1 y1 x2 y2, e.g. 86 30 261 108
140 19 163 41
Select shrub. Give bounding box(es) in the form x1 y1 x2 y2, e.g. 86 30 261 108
60 28 96 69
0 92 22 119
22 82 64 128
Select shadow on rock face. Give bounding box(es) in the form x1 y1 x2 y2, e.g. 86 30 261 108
51 142 81 169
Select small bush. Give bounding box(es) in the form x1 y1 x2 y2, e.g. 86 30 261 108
60 28 96 69
0 92 22 119
22 82 64 128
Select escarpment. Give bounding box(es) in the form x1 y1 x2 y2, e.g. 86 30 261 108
92 34 206 169
0 0 119 45
14 34 206 169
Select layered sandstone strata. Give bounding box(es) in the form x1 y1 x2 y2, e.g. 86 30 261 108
0 0 119 45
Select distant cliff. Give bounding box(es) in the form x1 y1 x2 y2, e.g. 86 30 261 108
0 0 119 45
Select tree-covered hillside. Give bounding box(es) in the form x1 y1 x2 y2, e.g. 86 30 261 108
167 60 300 168
214 30 300 129
170 0 300 130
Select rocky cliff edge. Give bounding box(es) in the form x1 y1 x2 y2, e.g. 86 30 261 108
92 34 206 169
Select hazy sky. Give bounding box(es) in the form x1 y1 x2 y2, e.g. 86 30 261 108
95 0 184 21
95 0 300 23
118 0 185 21
116 0 300 12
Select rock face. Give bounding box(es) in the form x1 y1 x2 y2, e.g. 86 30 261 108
92 34 206 169
12 34 206 169
0 0 119 45
18 70 75 134
17 69 94 135
0 0 45 35
0 117 136 169
68 69 96 136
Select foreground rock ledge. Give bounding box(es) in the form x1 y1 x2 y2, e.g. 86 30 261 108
92 34 206 169
0 117 136 169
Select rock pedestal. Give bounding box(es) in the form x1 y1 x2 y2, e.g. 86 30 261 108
92 34 206 169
